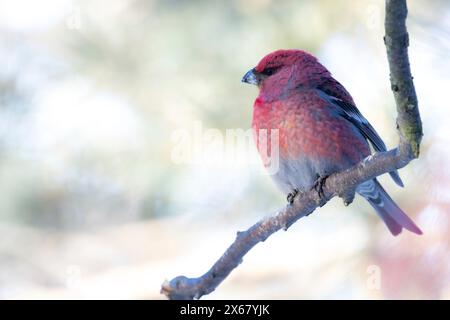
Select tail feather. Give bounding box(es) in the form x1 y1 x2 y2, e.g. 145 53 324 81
389 170 404 188
357 179 422 236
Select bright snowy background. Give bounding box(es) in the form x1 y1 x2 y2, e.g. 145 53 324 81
0 0 448 299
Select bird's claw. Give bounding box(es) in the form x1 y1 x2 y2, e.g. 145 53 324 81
341 191 355 206
287 189 299 205
313 175 328 200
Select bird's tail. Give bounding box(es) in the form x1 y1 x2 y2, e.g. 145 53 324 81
357 179 422 236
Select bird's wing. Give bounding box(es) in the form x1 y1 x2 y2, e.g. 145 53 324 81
315 81 404 187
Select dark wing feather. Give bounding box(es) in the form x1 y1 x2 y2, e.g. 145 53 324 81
316 81 404 187
331 98 388 153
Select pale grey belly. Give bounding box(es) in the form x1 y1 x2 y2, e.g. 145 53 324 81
270 156 341 194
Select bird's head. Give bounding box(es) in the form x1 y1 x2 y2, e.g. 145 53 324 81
242 49 330 95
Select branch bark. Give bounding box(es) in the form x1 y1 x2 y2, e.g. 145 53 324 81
161 0 422 300
384 0 422 157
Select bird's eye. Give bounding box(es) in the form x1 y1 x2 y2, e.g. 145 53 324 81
261 67 279 76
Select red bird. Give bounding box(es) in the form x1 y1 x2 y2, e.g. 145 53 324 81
242 49 421 236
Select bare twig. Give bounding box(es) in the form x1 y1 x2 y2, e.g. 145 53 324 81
161 0 422 300
384 0 422 157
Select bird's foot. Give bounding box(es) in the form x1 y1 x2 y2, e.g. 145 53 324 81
341 190 355 206
287 189 299 205
313 175 329 200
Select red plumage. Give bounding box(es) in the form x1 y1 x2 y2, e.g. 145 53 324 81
243 49 422 236
253 90 369 162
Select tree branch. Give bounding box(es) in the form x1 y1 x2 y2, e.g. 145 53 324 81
384 0 422 157
161 0 422 300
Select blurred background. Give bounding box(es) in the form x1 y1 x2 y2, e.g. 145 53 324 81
0 0 449 299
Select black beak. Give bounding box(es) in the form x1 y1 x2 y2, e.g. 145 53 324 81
242 67 258 85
